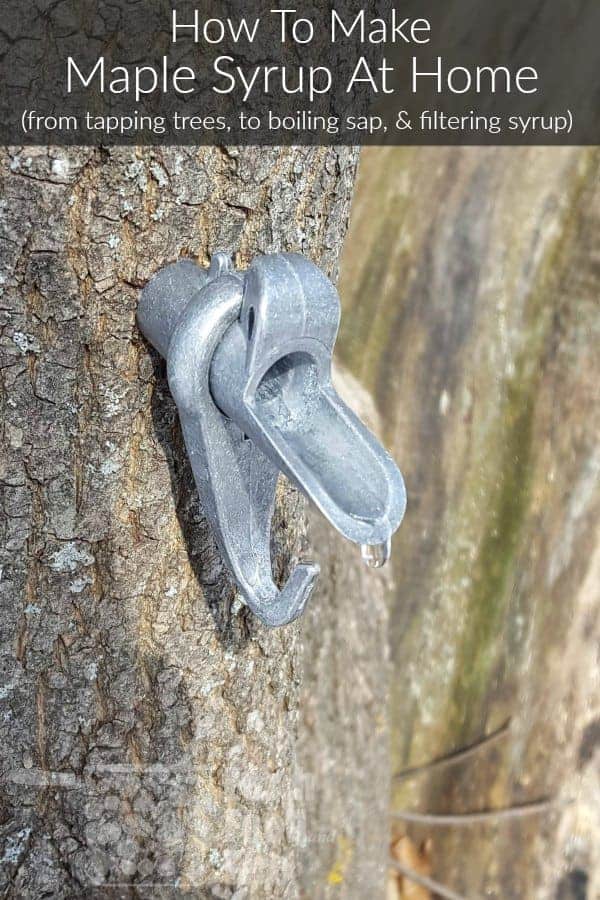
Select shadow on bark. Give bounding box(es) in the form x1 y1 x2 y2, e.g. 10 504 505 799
147 348 253 651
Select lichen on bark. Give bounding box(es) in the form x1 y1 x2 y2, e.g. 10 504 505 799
338 146 600 897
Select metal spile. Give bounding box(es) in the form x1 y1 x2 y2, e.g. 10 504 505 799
137 252 406 627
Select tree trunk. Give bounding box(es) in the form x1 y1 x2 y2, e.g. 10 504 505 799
0 146 391 898
339 147 600 898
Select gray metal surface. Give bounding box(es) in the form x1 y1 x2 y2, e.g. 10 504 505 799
138 252 406 627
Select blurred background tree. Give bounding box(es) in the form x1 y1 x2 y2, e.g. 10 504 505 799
338 147 600 899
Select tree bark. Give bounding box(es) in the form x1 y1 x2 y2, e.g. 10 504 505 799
338 147 600 898
0 146 390 898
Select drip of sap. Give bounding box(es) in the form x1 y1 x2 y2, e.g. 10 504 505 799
360 538 391 569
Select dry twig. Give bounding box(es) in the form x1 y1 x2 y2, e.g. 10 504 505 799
393 719 511 782
391 796 559 826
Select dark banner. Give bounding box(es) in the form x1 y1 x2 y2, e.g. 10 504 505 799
1 0 599 145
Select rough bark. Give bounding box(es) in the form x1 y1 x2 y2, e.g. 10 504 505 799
338 147 600 898
0 145 390 899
